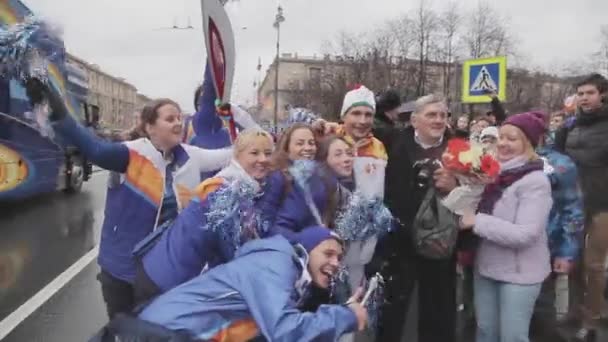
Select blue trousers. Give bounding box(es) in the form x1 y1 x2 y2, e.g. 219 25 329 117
474 273 542 342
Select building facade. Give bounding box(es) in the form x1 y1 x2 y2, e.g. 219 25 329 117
257 53 451 122
66 54 149 130
258 52 575 121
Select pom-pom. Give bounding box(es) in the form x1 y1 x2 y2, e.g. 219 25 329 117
203 180 268 253
0 16 60 82
334 191 393 241
286 107 319 126
362 273 385 331
288 160 323 225
330 265 351 303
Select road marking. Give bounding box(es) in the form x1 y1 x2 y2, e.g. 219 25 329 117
0 246 99 340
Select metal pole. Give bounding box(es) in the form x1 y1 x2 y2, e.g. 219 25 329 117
274 25 280 134
272 5 284 135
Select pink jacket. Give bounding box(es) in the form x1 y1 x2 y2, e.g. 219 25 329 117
474 158 553 285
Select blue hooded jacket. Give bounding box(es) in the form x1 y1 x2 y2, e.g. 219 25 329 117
138 235 357 341
538 146 584 260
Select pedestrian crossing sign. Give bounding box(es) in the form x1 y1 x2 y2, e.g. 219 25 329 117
462 56 507 104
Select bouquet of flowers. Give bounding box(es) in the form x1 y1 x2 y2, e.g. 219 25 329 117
440 138 500 215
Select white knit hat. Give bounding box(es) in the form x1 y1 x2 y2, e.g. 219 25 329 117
340 85 376 117
480 126 499 139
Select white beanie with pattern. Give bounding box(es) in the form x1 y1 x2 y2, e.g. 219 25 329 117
340 85 376 117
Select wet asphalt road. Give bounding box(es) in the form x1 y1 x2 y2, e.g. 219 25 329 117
0 171 107 341
0 170 605 341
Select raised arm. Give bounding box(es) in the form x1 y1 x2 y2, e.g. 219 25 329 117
490 95 507 124
232 105 261 130
186 145 233 173
192 63 224 135
54 116 129 172
26 78 130 173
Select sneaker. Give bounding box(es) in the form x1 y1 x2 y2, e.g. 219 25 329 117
572 327 597 342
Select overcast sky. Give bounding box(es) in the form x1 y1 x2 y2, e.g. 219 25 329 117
25 0 607 112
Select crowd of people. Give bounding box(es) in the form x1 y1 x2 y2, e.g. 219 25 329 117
22 68 608 342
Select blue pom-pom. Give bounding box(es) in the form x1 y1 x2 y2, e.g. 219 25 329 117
288 160 323 225
288 159 316 187
334 191 393 241
0 16 58 82
286 107 319 126
203 180 267 253
364 277 385 331
330 265 351 303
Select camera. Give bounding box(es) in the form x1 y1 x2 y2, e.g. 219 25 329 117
412 158 442 189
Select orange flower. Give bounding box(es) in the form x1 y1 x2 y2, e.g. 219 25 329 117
443 138 472 173
446 138 470 154
480 154 500 178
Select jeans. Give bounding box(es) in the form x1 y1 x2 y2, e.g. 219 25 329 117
474 273 542 342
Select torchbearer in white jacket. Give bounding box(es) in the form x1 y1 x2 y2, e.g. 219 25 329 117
315 85 389 316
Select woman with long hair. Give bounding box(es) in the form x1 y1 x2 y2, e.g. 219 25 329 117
24 79 258 318
262 123 332 237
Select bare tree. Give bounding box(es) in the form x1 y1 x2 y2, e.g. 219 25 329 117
388 15 416 59
412 0 439 96
596 25 608 77
435 1 462 103
464 2 513 59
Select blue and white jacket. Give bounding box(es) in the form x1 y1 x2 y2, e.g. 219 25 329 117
538 146 584 260
53 116 235 282
138 235 357 341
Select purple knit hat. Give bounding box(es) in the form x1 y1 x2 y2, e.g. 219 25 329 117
502 111 548 147
292 226 343 253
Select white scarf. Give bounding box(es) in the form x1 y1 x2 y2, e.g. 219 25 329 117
216 159 261 193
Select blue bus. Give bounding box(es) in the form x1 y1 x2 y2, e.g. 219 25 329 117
0 0 94 201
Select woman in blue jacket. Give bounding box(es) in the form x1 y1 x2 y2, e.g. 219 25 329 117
264 123 335 237
24 79 258 318
133 128 275 303
130 227 367 342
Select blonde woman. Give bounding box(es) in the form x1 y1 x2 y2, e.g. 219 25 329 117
134 128 275 303
460 112 553 342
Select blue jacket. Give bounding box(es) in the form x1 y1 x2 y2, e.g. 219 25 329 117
138 235 357 341
269 167 337 241
188 64 259 181
52 116 233 282
538 147 584 260
141 171 275 293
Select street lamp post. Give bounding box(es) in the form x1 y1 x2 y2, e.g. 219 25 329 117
273 5 285 134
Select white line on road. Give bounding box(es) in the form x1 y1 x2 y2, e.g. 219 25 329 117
0 246 99 340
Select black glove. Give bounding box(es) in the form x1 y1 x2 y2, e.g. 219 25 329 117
217 102 231 112
24 77 68 121
24 78 47 105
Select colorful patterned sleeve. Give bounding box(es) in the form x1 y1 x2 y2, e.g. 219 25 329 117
553 154 584 259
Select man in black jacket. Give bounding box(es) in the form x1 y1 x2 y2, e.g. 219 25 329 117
375 94 458 342
555 73 608 342
373 90 402 146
